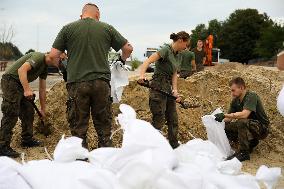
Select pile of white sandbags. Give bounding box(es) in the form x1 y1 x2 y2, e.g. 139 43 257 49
0 104 281 189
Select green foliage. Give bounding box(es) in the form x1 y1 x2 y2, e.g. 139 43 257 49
190 8 283 62
190 24 208 49
25 49 35 54
131 58 142 71
208 19 222 47
255 23 284 58
218 9 272 63
190 20 223 49
0 42 23 60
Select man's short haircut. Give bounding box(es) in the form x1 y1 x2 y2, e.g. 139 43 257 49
229 77 246 88
82 3 99 12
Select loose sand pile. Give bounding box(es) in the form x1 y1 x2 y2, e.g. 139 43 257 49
11 63 284 186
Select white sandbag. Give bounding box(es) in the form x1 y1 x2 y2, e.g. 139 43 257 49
116 104 178 170
277 86 284 116
206 172 260 189
256 165 282 189
217 158 242 175
110 64 129 103
117 159 163 189
175 139 224 165
53 135 89 162
152 169 193 189
0 157 31 189
202 108 234 157
88 147 120 168
18 160 120 189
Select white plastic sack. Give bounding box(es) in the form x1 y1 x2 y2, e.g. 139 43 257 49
116 104 178 170
256 165 282 189
53 135 89 162
174 139 224 165
0 157 31 189
202 108 234 157
110 64 129 103
19 160 120 189
88 147 120 168
217 158 242 175
277 86 284 116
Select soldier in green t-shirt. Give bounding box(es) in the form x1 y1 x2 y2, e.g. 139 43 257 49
0 52 60 158
49 3 133 148
139 31 190 149
178 42 196 79
214 77 270 162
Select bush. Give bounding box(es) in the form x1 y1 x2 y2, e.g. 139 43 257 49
131 58 142 71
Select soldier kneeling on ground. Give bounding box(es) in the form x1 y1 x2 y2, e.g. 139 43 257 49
0 51 62 158
214 77 270 162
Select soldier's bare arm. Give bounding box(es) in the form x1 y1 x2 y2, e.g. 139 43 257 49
225 109 251 120
140 52 161 79
191 60 197 71
18 62 33 99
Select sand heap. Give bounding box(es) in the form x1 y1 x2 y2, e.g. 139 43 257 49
11 63 284 175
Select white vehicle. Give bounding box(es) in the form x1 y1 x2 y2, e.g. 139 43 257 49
144 48 158 72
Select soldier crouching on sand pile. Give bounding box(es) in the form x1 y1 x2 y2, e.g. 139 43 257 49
214 77 270 162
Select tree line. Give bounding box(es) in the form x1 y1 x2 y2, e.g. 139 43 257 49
190 8 284 63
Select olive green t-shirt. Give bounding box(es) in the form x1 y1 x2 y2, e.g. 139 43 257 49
5 52 48 82
52 18 128 83
154 44 179 77
178 49 195 71
228 91 270 125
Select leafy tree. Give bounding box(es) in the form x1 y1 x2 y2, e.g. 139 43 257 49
0 42 23 60
218 9 271 63
208 19 222 47
255 23 284 58
190 24 208 49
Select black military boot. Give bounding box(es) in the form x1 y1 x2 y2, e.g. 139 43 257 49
21 138 42 148
227 151 250 162
0 145 20 158
249 139 259 153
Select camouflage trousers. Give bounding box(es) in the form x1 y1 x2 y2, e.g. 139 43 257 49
0 75 35 147
196 64 204 72
149 76 179 148
66 79 113 148
225 119 269 152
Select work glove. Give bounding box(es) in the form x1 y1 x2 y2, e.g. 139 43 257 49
214 113 225 122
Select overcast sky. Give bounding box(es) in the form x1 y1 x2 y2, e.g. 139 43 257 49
0 0 283 59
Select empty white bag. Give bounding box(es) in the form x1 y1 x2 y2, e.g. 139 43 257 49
202 108 234 157
110 64 129 103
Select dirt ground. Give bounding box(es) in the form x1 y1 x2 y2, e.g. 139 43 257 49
10 63 284 188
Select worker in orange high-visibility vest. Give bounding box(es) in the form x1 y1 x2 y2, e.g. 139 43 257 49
205 34 214 66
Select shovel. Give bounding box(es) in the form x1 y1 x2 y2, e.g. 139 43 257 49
137 79 200 109
28 94 51 137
